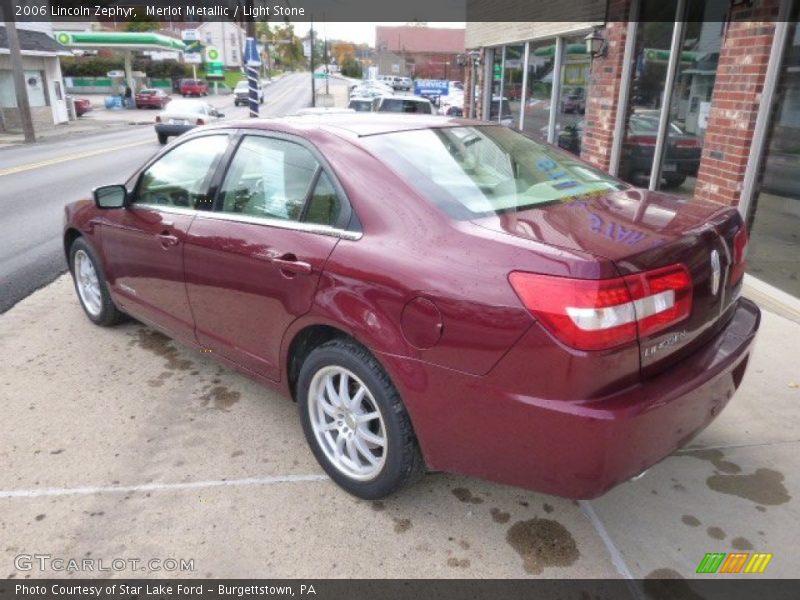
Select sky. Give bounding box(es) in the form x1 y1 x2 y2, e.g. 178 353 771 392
289 22 465 46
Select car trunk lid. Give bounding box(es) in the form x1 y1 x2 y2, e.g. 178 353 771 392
471 188 745 376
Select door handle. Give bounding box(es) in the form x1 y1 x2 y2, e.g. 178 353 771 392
158 232 180 248
271 254 312 276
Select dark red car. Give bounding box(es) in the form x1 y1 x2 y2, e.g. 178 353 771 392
72 97 92 117
135 88 171 109
63 115 759 500
179 78 208 97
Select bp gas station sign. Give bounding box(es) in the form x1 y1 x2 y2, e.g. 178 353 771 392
205 46 224 78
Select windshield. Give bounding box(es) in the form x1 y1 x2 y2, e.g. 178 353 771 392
361 126 626 219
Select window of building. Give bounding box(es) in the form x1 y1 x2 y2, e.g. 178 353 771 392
748 3 800 297
521 40 557 142
659 1 728 196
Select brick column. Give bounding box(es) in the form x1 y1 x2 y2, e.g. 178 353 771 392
580 0 632 171
694 0 781 207
464 54 474 118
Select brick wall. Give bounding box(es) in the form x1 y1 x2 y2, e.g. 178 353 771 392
693 0 781 207
580 0 631 171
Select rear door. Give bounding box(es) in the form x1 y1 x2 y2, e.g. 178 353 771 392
184 133 352 380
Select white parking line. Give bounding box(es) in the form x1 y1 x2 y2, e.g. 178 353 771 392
0 474 330 499
579 500 644 599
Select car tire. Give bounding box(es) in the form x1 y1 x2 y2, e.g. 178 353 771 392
663 174 687 188
297 338 424 499
157 133 168 144
69 237 125 327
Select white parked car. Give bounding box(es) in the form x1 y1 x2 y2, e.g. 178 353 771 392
154 99 224 144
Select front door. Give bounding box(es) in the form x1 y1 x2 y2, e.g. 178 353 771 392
184 134 347 380
100 134 230 343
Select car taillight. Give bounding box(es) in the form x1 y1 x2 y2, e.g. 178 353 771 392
509 264 693 351
196 118 205 125
628 135 657 146
675 138 702 148
155 116 161 123
731 226 748 285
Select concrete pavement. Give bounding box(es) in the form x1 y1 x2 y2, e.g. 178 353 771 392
0 275 797 582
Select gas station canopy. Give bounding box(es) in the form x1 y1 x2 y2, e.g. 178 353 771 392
54 31 186 52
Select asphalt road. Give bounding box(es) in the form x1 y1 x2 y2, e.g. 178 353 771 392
0 72 313 313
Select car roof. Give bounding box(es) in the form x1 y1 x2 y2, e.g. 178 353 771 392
214 113 486 138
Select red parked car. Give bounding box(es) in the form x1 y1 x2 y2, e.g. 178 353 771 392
63 115 759 500
135 88 171 109
179 78 208 97
72 97 92 117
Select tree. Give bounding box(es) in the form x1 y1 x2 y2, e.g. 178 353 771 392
124 17 159 32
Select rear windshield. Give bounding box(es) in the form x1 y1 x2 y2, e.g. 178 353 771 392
349 100 373 112
379 98 431 114
361 125 625 219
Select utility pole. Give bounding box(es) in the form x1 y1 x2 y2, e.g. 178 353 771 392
309 15 315 107
245 0 259 117
1 0 35 142
323 13 329 95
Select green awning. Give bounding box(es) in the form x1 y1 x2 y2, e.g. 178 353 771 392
54 31 186 52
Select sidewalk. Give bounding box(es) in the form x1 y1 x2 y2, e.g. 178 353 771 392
0 91 237 147
0 274 797 580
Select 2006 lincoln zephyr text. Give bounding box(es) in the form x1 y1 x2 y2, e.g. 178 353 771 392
64 114 760 499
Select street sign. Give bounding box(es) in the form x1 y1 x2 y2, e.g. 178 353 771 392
184 53 202 64
244 37 260 67
313 72 328 79
182 30 198 42
414 79 449 96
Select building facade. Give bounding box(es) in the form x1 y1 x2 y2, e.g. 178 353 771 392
376 26 466 80
466 0 800 300
0 22 69 131
196 21 245 68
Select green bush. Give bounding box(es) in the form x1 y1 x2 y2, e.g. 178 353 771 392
340 58 362 79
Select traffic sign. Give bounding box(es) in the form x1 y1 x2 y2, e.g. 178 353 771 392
313 72 328 79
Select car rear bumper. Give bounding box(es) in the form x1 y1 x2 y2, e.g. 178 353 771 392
385 297 760 498
155 123 195 136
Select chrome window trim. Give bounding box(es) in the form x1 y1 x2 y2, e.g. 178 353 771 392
135 203 363 241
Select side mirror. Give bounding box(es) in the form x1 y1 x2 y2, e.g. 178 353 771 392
216 112 225 118
93 184 127 209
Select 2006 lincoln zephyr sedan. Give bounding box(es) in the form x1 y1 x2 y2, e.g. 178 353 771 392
64 114 760 499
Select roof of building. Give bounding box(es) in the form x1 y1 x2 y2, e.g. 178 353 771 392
0 26 69 55
375 26 465 54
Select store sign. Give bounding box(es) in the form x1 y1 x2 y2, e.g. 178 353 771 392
182 30 198 42
414 79 449 96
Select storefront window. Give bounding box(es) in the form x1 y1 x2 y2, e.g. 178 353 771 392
748 5 800 297
521 40 557 142
659 1 728 195
618 0 680 186
554 37 591 157
499 45 524 126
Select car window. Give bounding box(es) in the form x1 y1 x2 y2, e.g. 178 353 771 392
218 136 318 221
362 126 625 220
303 172 341 227
135 135 229 209
165 100 205 114
380 98 431 114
